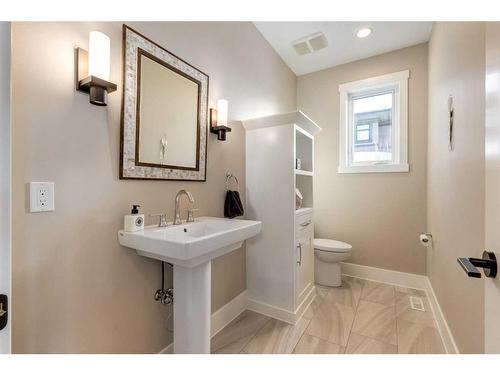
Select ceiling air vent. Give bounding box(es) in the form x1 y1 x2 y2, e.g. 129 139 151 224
292 32 328 56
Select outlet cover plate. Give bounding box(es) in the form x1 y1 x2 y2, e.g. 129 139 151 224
29 182 55 213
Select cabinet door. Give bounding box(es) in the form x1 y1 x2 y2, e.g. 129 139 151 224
297 223 314 302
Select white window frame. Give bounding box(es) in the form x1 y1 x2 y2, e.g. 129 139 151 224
338 70 410 174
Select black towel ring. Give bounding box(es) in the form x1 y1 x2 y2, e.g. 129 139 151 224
225 172 239 191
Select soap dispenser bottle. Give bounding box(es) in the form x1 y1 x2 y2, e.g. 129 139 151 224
124 205 145 232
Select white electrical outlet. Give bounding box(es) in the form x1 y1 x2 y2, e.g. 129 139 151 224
29 182 55 213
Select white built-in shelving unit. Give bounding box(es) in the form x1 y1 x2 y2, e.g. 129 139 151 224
243 111 321 324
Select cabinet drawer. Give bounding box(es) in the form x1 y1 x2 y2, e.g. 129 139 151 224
296 210 312 225
296 213 313 239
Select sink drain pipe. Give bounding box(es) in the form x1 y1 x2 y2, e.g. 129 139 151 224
155 261 174 305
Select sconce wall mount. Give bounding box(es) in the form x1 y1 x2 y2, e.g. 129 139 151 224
210 99 231 141
76 32 117 106
76 48 117 106
210 109 232 141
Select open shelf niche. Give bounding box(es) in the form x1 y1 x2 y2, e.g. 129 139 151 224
295 126 314 174
295 125 314 211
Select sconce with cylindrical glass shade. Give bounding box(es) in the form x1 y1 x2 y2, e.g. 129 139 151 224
76 31 117 106
89 31 110 81
210 99 231 141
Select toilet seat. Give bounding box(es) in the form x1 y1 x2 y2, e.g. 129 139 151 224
314 238 352 253
314 238 352 287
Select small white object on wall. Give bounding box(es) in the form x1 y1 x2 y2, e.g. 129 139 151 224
29 182 55 213
160 135 168 162
419 233 433 248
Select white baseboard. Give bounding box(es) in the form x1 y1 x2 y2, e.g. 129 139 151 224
247 298 297 324
159 342 173 354
341 261 458 354
423 277 459 354
295 284 316 321
341 262 428 290
247 285 316 325
211 290 248 337
159 290 248 354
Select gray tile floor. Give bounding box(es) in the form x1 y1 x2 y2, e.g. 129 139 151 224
211 276 445 354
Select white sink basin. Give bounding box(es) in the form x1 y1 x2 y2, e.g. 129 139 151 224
118 216 262 354
118 216 261 267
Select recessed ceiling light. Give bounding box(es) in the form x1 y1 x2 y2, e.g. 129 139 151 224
356 27 372 39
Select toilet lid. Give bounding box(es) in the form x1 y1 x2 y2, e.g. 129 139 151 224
314 238 352 253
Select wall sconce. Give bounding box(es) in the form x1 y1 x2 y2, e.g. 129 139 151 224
210 99 231 141
76 31 117 106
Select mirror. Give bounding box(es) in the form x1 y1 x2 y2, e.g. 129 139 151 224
137 49 200 169
120 25 208 181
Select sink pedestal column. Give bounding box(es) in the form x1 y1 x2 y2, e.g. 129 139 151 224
173 261 211 354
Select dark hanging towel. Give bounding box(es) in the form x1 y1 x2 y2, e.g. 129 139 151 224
224 190 244 218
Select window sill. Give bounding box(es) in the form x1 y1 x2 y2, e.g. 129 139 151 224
338 163 409 174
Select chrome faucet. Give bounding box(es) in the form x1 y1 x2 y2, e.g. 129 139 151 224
174 190 195 225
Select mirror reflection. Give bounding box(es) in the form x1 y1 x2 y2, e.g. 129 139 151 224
137 49 200 169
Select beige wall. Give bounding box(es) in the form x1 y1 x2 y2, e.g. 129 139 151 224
427 22 485 353
11 22 296 353
297 44 428 274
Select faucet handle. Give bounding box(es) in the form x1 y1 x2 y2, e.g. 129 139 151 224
187 208 199 223
150 213 168 227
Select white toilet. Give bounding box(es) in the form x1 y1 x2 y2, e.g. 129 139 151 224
314 238 352 287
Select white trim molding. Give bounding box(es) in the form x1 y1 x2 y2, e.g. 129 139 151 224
341 262 459 354
211 290 248 337
160 290 248 354
247 285 316 325
341 262 427 289
338 70 410 174
424 277 460 354
242 110 322 136
159 343 173 354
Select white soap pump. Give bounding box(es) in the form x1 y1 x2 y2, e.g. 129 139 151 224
124 204 145 232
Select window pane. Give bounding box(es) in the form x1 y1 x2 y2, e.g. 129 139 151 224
357 130 370 141
351 92 393 163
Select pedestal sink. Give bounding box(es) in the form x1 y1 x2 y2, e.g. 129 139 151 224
118 216 262 354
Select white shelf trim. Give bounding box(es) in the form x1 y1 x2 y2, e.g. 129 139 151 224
295 169 313 176
242 110 322 136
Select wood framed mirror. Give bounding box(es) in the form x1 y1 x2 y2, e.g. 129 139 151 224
120 25 209 181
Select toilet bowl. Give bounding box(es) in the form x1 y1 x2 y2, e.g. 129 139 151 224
314 238 352 287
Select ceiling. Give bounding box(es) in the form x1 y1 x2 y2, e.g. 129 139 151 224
253 22 433 76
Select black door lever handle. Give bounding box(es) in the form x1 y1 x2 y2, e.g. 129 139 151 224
457 257 482 277
0 294 7 331
457 251 497 278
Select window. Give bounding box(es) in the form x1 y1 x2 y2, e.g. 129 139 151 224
338 70 409 173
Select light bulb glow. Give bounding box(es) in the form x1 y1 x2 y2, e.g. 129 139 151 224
88 31 110 81
217 99 228 127
356 27 372 39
